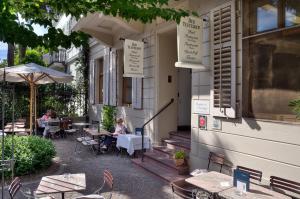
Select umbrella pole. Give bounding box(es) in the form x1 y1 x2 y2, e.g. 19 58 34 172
34 86 37 135
29 83 34 135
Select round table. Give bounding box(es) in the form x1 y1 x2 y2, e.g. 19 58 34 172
72 123 91 135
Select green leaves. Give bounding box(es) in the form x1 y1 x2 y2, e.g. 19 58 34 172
289 99 300 119
102 105 117 132
0 0 189 49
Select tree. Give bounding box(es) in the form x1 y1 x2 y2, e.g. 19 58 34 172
0 0 189 50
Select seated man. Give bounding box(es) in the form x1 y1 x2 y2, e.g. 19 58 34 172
101 118 126 149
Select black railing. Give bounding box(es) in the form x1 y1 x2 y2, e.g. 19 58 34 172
141 98 174 162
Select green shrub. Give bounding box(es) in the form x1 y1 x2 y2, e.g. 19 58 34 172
102 105 117 132
0 136 56 177
289 99 300 119
174 150 186 160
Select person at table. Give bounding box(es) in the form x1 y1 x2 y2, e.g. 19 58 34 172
39 110 52 127
101 118 127 149
43 111 60 138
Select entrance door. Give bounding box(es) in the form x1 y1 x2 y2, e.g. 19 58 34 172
177 68 191 130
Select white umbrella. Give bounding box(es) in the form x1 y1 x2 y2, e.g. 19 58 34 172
0 63 73 134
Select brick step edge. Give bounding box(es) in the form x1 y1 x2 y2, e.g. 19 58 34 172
169 131 191 140
144 151 178 170
131 158 188 183
164 139 191 150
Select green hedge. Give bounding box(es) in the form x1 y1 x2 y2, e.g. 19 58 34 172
0 136 56 176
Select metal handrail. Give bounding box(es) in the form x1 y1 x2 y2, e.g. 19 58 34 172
141 98 174 162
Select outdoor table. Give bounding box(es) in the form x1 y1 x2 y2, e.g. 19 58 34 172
185 171 233 198
84 128 111 138
116 134 151 155
36 173 86 199
4 128 30 134
218 183 291 199
72 123 91 135
5 124 25 128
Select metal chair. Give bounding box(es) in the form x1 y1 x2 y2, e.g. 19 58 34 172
47 121 61 138
171 179 197 199
270 176 300 199
75 170 114 199
8 177 54 199
237 165 262 183
207 152 225 173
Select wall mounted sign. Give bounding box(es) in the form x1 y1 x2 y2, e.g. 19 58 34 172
212 117 222 130
199 115 207 130
175 16 205 69
124 39 144 78
193 100 210 115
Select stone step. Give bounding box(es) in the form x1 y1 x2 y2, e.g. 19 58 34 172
144 151 178 170
169 131 191 142
164 139 191 152
132 158 188 183
152 145 175 158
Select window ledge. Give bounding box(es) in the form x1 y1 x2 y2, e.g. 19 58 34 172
243 117 300 126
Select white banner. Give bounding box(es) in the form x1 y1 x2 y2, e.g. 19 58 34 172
176 16 205 69
124 39 144 78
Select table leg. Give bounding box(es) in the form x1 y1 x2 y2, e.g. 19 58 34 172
62 192 65 199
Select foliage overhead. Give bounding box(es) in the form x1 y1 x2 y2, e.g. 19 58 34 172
0 0 189 49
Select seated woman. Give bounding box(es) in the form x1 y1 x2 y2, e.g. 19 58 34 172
39 110 52 128
101 118 126 149
43 111 60 138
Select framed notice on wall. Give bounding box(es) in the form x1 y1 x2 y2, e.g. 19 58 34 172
199 115 207 130
124 39 144 78
175 16 205 70
193 100 210 115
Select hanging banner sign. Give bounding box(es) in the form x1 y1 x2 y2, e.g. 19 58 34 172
124 39 144 78
175 16 205 69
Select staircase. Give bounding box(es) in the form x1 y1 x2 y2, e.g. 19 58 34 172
132 131 191 182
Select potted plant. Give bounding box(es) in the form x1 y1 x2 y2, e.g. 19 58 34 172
174 150 186 167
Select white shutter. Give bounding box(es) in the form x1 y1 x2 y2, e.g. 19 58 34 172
132 78 143 109
210 0 236 118
109 49 117 106
103 48 110 105
89 60 95 104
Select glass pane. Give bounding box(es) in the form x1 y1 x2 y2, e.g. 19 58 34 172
256 0 279 32
286 0 300 27
243 28 300 122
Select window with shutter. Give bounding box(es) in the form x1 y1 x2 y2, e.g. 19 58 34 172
103 48 110 105
89 60 95 104
211 0 236 118
109 49 117 106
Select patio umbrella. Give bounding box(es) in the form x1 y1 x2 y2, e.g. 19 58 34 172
0 63 73 134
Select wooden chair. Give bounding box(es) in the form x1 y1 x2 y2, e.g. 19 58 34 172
207 152 225 173
270 176 300 198
9 177 53 199
171 179 197 199
237 166 262 183
76 170 114 199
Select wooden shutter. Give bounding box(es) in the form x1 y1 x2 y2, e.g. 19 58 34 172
132 78 143 109
109 49 117 106
211 0 236 118
103 48 110 105
89 60 95 104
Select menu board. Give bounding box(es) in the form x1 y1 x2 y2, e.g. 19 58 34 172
175 16 204 69
124 39 144 78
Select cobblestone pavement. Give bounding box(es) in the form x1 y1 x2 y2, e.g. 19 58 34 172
1 137 180 199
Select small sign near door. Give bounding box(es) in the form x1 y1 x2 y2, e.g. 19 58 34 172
199 115 207 130
193 100 210 115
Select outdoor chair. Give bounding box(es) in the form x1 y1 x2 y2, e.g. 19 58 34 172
171 179 197 199
8 177 54 199
237 165 262 183
75 170 114 199
47 121 61 138
207 152 226 173
270 176 300 199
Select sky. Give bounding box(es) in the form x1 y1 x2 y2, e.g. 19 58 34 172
0 24 48 62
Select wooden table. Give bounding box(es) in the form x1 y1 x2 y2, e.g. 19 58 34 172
36 173 86 199
4 128 30 134
185 171 233 197
218 183 291 199
84 128 111 138
72 123 91 135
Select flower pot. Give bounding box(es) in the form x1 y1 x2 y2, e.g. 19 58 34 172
174 158 185 167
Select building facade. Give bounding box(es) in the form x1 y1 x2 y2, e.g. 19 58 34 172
75 0 300 183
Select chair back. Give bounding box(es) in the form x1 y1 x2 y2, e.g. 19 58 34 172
270 176 300 198
237 166 262 183
207 152 225 172
171 180 196 199
8 177 22 199
104 170 114 190
135 128 142 136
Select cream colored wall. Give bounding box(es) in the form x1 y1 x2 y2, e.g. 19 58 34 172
190 0 300 183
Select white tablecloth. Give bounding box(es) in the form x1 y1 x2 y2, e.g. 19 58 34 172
116 134 151 155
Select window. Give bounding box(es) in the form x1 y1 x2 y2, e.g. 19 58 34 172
97 58 104 104
123 77 132 105
243 0 300 122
